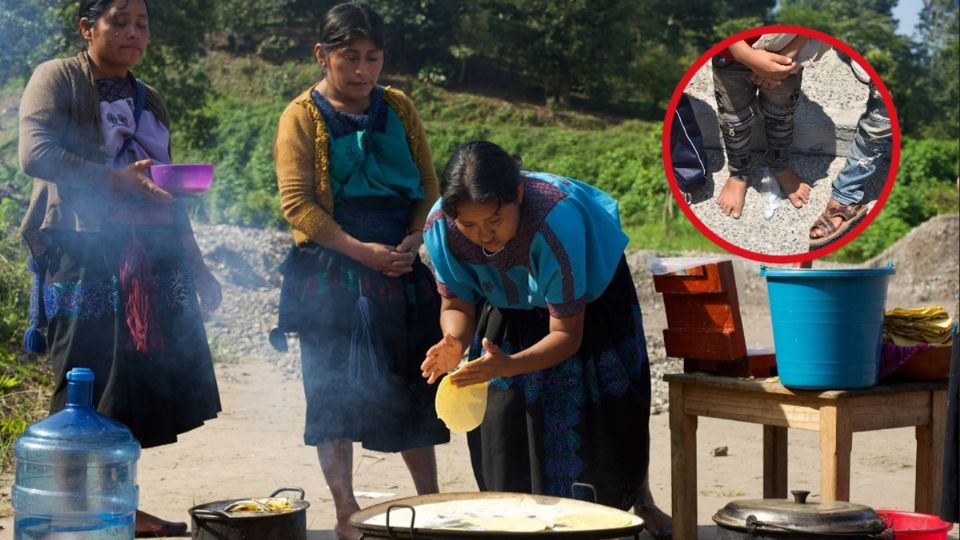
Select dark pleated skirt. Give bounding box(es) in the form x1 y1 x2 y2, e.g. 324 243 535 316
466 256 651 510
289 198 449 452
43 226 221 449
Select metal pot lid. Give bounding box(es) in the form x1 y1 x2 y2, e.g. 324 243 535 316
712 491 887 535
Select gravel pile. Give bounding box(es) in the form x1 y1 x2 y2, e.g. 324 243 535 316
193 224 302 377
194 214 958 416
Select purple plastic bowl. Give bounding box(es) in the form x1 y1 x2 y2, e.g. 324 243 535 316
149 163 214 196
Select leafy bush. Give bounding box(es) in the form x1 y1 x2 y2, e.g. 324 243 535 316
0 229 51 473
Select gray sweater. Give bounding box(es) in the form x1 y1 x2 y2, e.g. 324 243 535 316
18 51 186 257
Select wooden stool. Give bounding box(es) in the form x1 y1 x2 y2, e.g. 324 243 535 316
652 260 776 377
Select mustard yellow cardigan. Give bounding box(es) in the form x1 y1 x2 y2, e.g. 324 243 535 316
274 86 439 246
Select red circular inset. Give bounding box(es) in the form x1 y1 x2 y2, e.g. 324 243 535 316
662 24 901 264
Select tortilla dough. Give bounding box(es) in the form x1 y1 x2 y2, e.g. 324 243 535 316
554 511 634 530
435 376 488 432
460 516 550 532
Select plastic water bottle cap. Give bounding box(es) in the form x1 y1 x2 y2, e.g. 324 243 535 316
66 367 94 383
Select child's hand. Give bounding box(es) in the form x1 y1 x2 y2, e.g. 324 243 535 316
730 43 795 80
750 73 783 89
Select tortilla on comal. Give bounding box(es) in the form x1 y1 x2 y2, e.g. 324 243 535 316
435 376 488 432
460 516 550 532
553 512 634 530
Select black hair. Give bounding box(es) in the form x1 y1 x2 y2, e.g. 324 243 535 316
441 140 522 217
318 3 385 53
79 0 146 24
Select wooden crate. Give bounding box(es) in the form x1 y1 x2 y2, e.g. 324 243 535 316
653 260 776 378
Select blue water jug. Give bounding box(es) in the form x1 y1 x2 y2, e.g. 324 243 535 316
12 367 140 539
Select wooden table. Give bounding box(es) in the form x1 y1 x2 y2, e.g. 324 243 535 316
665 373 948 540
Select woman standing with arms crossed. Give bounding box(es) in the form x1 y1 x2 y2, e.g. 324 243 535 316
272 3 448 539
18 0 222 536
421 141 673 539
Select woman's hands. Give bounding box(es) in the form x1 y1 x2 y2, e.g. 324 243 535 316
395 231 423 254
106 159 173 202
421 333 464 384
422 335 512 386
381 231 423 277
448 338 512 386
331 230 420 276
359 242 416 276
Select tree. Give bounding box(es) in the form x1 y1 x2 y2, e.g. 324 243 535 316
776 0 928 135
0 1 71 85
917 0 959 138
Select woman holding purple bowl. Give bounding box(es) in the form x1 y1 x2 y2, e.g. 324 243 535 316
18 0 221 535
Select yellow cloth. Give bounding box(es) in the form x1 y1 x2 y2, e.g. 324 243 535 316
884 306 954 346
274 86 439 246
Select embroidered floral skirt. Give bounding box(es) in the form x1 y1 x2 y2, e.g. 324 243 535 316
467 256 650 510
43 226 220 448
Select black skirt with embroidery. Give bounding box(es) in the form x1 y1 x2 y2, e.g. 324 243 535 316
278 198 449 452
43 225 221 449
466 256 651 510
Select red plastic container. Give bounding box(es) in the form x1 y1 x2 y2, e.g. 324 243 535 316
876 509 952 539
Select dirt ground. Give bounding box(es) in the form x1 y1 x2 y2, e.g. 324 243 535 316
2 355 956 539
1 215 957 539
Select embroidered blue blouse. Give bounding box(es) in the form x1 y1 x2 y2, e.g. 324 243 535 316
312 87 423 203
423 172 628 318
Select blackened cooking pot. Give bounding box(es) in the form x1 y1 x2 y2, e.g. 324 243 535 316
713 490 893 539
189 487 310 540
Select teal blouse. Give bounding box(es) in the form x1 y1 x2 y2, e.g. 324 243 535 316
312 87 423 202
423 172 628 318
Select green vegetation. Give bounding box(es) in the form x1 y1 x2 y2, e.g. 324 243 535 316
0 230 51 472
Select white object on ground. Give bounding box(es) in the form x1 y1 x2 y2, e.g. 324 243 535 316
760 174 783 220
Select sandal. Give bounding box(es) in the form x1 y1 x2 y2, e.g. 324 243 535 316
135 510 188 538
808 200 869 249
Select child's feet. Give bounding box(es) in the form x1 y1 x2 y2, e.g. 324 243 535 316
717 175 748 219
772 167 810 208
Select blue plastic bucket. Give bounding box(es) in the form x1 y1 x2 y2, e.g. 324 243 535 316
760 264 895 390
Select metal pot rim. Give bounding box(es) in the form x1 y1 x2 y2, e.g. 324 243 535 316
712 496 887 536
189 487 310 521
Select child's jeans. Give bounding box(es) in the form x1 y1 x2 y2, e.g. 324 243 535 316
712 59 802 177
831 84 891 205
